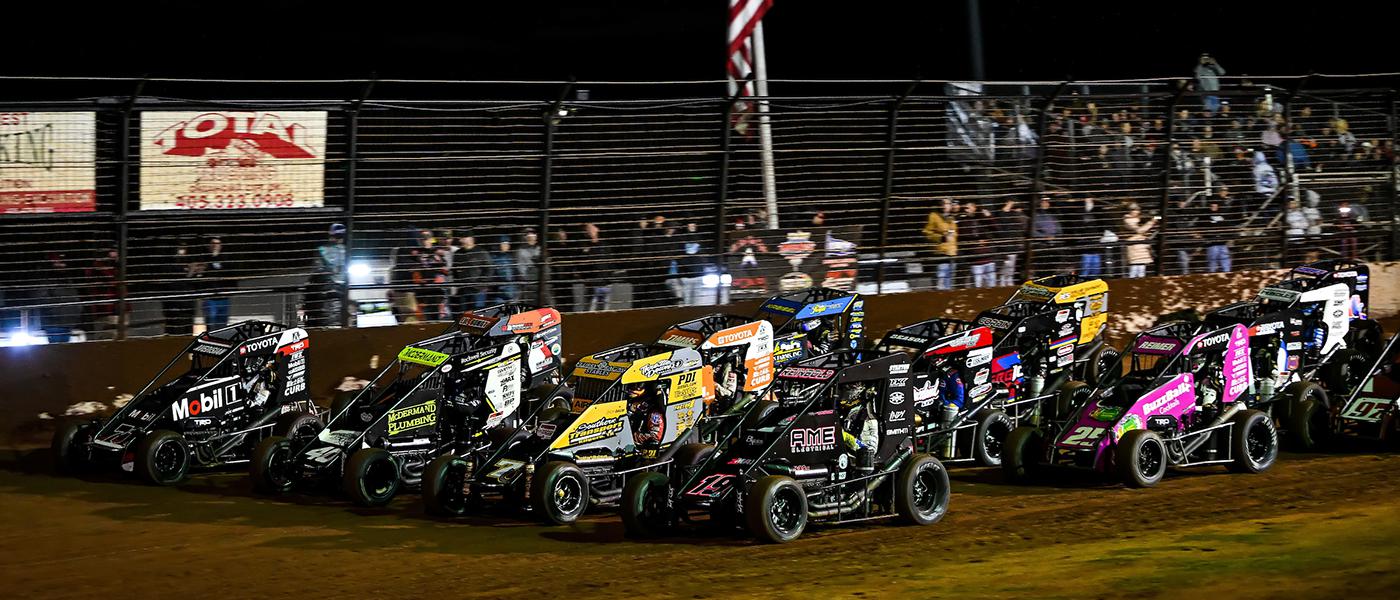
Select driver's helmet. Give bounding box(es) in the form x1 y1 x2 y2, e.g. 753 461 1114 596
626 382 652 410
839 384 868 411
799 319 824 333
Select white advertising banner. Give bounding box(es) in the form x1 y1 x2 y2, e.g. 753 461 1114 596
139 111 327 210
0 112 97 214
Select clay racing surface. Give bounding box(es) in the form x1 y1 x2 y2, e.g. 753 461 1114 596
2 447 1397 599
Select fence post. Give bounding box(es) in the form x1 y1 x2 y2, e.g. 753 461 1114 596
877 81 919 294
714 89 744 302
538 81 574 307
115 78 147 341
1390 90 1399 261
1154 81 1188 277
1025 81 1068 278
340 78 374 328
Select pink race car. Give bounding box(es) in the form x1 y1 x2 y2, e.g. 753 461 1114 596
1003 322 1279 487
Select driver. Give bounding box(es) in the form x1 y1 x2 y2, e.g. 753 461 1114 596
240 358 277 408
802 318 836 356
839 384 880 475
627 382 666 448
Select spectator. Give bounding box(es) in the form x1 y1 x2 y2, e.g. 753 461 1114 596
1031 197 1061 276
993 199 1026 286
1336 200 1361 259
309 224 346 327
199 236 230 329
490 235 518 304
1202 199 1232 272
1169 197 1202 275
546 228 574 309
959 203 997 288
675 221 708 304
576 223 612 311
515 228 541 303
161 239 196 335
83 247 123 340
1075 196 1110 278
388 232 423 323
409 230 448 320
1121 203 1157 278
1252 151 1278 199
920 199 957 290
452 232 493 312
38 252 81 343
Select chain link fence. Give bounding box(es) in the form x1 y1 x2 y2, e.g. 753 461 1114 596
1 75 1396 345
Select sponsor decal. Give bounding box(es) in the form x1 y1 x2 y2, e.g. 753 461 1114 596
912 381 939 403
782 367 837 380
1017 284 1054 300
567 414 625 445
193 343 228 356
759 298 801 314
1134 338 1180 354
888 363 911 375
1194 332 1230 350
973 368 990 386
890 378 908 387
1292 265 1330 277
976 316 1014 330
1055 309 1071 323
387 400 436 436
1059 323 1074 337
888 410 907 421
789 426 837 453
1113 413 1143 440
1250 321 1284 336
884 332 931 347
240 336 277 355
1090 405 1123 422
968 383 992 399
713 328 756 346
795 296 855 320
966 348 992 368
1259 287 1301 303
889 391 906 405
639 356 700 379
399 346 449 367
1143 379 1192 415
1286 342 1302 351
1057 344 1074 356
170 380 238 420
1 112 99 215
885 427 910 435
579 360 627 377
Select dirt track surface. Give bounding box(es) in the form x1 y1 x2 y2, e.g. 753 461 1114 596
3 448 1398 600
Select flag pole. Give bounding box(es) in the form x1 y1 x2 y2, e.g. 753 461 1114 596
752 20 780 230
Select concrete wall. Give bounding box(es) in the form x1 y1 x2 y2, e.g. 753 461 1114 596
5 263 1395 445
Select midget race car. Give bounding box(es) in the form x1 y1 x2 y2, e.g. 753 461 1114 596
422 343 716 524
250 304 563 506
1307 331 1400 448
1200 260 1385 448
52 321 318 485
620 350 949 543
1003 322 1279 487
753 287 866 366
1007 274 1118 385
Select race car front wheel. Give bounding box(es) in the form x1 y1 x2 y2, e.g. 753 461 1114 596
1228 409 1278 474
344 448 400 507
1116 430 1167 488
896 453 950 526
135 430 190 486
423 454 475 516
971 409 1015 467
621 471 672 538
1001 426 1045 484
1284 382 1332 451
745 475 807 543
532 461 589 525
251 436 296 494
272 411 323 442
51 421 91 475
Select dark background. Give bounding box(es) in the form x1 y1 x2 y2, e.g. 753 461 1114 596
5 1 1393 83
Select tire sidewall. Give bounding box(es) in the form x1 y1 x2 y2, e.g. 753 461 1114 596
345 448 400 507
745 475 807 543
621 471 671 537
52 422 91 474
1232 410 1278 473
1118 430 1166 487
137 430 190 486
533 461 589 525
973 410 1015 467
897 453 950 525
423 454 472 516
251 435 295 493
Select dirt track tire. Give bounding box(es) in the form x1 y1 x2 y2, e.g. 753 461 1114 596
972 409 1015 467
742 400 781 431
1002 426 1045 484
621 471 672 538
672 443 715 469
1284 382 1331 450
343 448 400 507
895 453 950 526
135 429 190 486
329 390 358 422
271 410 322 441
1083 345 1120 386
423 454 474 516
745 475 807 543
52 422 91 475
1322 349 1371 399
250 435 296 494
531 460 589 525
1053 381 1092 422
1228 409 1279 474
1116 429 1167 488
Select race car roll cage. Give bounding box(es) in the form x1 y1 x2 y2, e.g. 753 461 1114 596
675 351 918 525
90 320 306 462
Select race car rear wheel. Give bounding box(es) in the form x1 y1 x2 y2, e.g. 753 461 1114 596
423 454 475 516
344 448 400 507
329 389 359 423
1346 319 1383 359
1051 381 1092 422
742 400 781 431
1322 349 1371 399
672 443 715 470
51 421 91 475
896 453 950 526
1002 426 1045 484
1228 409 1278 474
972 409 1015 467
272 411 322 442
1284 382 1332 450
1116 429 1167 488
745 475 807 543
135 429 190 486
621 471 671 538
532 461 589 525
1083 345 1120 386
250 436 296 494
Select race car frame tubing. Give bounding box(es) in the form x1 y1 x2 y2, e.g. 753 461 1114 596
1166 421 1236 468
94 336 237 439
1341 332 1400 409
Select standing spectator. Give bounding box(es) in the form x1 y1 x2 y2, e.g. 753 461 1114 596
1122 203 1157 278
38 252 81 343
309 224 346 327
490 235 519 304
515 228 541 303
920 199 957 290
1202 199 1233 272
388 232 423 323
546 228 574 309
162 238 196 335
959 203 997 288
675 221 708 304
451 231 493 313
1282 199 1309 265
1031 197 1062 276
1075 196 1109 277
1252 151 1278 200
83 247 123 340
993 199 1026 286
576 223 613 311
1169 197 1202 275
1336 200 1361 259
200 236 230 329
410 230 447 320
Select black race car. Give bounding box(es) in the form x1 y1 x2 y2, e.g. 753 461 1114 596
621 350 950 543
52 321 319 485
250 304 563 506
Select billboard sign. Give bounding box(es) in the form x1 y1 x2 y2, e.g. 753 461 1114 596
0 112 97 214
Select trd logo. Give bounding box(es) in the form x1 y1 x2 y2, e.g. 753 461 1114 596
171 383 237 420
790 426 837 453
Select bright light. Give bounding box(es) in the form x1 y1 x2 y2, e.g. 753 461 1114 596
720 273 733 285
2 330 48 347
701 274 720 287
348 261 372 279
556 108 570 117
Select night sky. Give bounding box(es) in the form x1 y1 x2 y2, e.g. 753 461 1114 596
6 1 1393 82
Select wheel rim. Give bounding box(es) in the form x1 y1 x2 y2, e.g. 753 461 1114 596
364 457 397 498
768 485 803 536
554 473 584 515
912 465 947 516
267 444 292 488
441 461 468 512
640 482 668 529
1245 422 1274 465
984 420 1010 461
291 422 320 442
1138 439 1163 477
1344 355 1369 392
154 439 185 478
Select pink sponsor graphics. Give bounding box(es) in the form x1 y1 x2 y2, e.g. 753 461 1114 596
1185 324 1253 404
1056 373 1197 471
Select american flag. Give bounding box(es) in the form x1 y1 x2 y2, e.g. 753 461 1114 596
727 0 772 134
